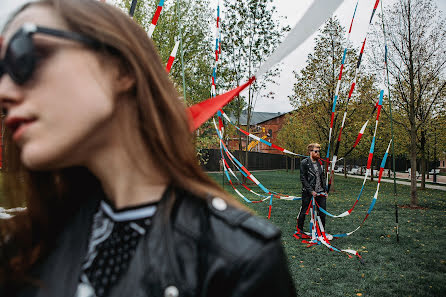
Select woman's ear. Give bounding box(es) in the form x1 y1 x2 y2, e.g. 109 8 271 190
115 72 135 94
114 64 135 94
102 55 135 94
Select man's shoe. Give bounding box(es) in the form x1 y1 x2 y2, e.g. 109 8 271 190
296 228 311 239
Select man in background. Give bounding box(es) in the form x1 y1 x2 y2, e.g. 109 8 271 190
296 143 327 237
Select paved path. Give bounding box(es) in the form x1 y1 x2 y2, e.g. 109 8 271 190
334 173 446 191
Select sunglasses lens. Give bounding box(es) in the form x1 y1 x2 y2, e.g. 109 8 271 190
5 30 35 84
0 61 5 78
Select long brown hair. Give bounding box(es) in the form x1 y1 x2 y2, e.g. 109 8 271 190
0 0 243 289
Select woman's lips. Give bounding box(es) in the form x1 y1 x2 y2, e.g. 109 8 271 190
5 117 37 142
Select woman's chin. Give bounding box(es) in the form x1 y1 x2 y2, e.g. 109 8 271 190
21 146 69 171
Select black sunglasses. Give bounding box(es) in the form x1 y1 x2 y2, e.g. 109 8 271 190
0 23 100 85
312 150 320 153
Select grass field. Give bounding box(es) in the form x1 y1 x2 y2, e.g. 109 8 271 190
209 170 446 297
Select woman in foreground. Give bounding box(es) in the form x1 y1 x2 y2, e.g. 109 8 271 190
0 0 296 296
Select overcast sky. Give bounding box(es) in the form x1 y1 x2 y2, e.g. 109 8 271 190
221 0 446 113
2 0 445 113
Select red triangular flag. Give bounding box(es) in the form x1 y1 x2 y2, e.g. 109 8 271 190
187 77 255 131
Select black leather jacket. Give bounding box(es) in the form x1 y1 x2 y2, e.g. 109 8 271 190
18 187 296 297
300 157 327 196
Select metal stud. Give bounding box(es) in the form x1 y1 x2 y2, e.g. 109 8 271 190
164 285 179 297
212 197 227 211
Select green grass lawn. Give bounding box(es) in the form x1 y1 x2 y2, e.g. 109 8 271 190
209 170 446 297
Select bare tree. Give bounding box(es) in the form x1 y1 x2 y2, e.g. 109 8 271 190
370 0 446 206
221 0 287 171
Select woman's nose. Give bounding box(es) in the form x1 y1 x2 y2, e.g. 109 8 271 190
0 74 25 114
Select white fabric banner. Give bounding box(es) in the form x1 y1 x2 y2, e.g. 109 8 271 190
255 0 343 78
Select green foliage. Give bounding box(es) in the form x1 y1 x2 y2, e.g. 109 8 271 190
208 170 446 296
276 110 316 155
116 0 214 105
114 0 218 149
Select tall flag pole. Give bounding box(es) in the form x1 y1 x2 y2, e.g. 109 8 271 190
175 0 187 101
380 0 399 242
326 0 381 190
129 0 138 17
148 0 165 38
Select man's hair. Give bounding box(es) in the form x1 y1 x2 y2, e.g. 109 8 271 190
308 143 321 153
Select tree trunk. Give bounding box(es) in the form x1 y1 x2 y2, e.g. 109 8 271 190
409 124 418 206
427 143 430 179
344 158 347 178
285 155 288 172
407 0 418 207
420 129 426 190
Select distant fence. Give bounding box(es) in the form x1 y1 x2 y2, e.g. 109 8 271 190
200 149 423 173
200 149 300 171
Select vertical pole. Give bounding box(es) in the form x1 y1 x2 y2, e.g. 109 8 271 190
434 125 437 183
222 165 224 189
176 0 187 101
129 0 138 17
381 0 399 242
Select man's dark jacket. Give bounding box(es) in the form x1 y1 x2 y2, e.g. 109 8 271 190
300 157 327 197
16 187 297 297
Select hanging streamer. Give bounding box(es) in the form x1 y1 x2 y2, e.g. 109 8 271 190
321 91 384 218
210 1 221 98
326 0 359 161
166 40 180 73
213 119 301 202
148 0 165 38
326 0 381 190
329 139 393 238
189 0 342 130
255 0 343 78
217 110 306 158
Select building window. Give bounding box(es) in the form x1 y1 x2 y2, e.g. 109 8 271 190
267 129 272 137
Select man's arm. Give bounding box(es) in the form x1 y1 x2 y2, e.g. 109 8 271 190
300 160 314 193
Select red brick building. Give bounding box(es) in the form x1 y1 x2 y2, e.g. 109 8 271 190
226 110 290 154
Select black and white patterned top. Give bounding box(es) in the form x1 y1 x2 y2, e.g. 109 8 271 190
75 199 157 297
